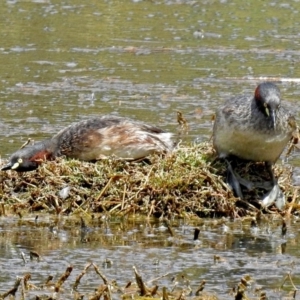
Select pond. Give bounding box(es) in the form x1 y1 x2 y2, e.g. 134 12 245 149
0 214 299 299
1 0 300 160
1 0 300 298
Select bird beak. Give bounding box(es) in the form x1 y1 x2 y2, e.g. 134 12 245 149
270 109 276 130
1 161 21 171
265 107 276 129
1 162 13 171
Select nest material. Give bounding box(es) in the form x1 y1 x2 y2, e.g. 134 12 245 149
0 142 297 218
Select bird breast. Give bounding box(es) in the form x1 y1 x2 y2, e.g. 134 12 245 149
213 124 292 163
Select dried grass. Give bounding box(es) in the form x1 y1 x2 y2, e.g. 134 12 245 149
0 142 297 218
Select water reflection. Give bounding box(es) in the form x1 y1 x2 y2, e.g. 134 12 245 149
0 215 298 298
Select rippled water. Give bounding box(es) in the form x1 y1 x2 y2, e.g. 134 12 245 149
0 215 299 299
1 0 300 298
1 0 300 157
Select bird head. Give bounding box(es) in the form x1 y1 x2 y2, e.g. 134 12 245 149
1 141 53 172
254 82 281 129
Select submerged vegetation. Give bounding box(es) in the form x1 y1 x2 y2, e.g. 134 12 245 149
0 142 297 219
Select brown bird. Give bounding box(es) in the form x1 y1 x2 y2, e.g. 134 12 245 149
213 82 296 209
2 115 175 172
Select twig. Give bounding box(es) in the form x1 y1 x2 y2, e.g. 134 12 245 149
195 280 206 295
133 266 148 296
162 286 169 300
70 200 90 216
73 263 92 290
286 187 299 217
121 183 126 210
279 271 297 290
0 277 22 298
147 272 170 284
92 264 113 300
55 266 73 292
133 166 155 199
164 220 175 237
95 175 123 202
93 263 108 285
108 203 122 213
89 285 108 300
287 272 297 290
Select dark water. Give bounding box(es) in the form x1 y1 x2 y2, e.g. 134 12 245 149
1 0 300 298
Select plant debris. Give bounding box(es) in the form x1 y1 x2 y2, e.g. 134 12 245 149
1 260 295 300
0 142 298 219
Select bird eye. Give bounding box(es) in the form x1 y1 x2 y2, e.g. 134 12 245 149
264 102 268 108
18 158 23 164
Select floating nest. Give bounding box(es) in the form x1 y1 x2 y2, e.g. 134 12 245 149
0 142 298 218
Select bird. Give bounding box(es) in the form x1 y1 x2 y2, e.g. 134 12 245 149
213 81 296 209
1 115 176 172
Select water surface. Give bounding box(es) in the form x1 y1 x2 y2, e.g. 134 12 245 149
1 1 300 298
1 0 300 159
0 215 299 299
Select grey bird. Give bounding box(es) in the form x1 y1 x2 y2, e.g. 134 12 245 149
213 82 296 209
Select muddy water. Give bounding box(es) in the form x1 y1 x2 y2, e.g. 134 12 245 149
0 215 299 299
1 0 300 298
1 0 300 157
